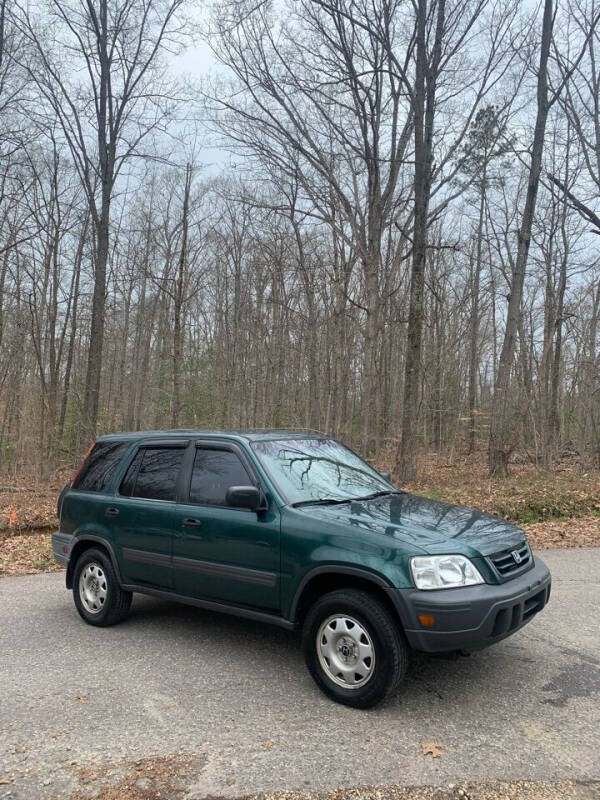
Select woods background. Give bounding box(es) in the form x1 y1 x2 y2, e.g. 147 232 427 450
0 0 599 483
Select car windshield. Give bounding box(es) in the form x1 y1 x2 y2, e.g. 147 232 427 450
251 437 395 506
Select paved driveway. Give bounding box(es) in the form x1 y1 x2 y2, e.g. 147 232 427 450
1 548 599 799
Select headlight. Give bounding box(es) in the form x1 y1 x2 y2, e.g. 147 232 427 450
410 555 484 590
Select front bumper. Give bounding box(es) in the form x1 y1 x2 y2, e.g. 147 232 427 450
389 555 551 653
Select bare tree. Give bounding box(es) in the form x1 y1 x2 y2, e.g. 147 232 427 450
395 0 445 481
488 0 554 476
555 0 600 238
388 0 523 479
208 0 414 452
2 0 600 483
14 0 188 442
172 164 193 428
458 106 513 453
488 0 599 474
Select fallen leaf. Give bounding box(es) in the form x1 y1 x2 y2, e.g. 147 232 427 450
0 777 13 785
262 740 276 749
421 742 443 758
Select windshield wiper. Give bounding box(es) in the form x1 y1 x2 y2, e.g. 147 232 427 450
291 490 402 508
351 490 403 502
291 497 354 508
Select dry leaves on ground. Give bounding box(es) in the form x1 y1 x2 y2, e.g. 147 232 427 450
69 753 203 800
421 743 444 758
0 485 61 532
0 529 61 576
524 516 600 548
379 451 600 526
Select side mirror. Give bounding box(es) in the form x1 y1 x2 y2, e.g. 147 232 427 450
226 485 263 511
379 471 391 482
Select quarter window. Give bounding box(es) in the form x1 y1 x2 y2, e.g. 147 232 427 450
75 442 127 492
120 447 185 502
189 448 251 506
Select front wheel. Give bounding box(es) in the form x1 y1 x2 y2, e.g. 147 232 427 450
73 547 132 627
302 589 409 708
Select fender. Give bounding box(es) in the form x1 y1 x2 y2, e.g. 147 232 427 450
66 534 123 589
289 564 394 622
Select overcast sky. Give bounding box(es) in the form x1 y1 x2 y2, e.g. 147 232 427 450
166 5 230 171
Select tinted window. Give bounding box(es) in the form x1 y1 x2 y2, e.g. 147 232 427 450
190 448 251 506
75 442 127 492
119 450 144 497
126 447 185 502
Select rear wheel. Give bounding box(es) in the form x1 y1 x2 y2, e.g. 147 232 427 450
72 547 132 627
302 588 408 708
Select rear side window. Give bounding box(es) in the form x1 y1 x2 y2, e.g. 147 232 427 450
120 447 184 502
189 448 251 506
119 450 144 497
74 442 127 492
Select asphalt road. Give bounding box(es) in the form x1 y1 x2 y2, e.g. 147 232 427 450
1 548 599 800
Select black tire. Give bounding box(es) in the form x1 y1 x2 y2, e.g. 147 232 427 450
302 588 408 709
72 547 132 627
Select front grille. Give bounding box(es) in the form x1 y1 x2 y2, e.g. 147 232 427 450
489 542 530 578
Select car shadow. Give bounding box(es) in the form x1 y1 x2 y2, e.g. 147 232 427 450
118 592 539 711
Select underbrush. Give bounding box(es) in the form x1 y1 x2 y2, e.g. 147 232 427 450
385 452 600 525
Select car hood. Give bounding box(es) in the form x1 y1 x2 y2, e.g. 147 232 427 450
303 492 525 556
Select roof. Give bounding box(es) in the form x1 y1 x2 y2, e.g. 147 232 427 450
95 429 327 444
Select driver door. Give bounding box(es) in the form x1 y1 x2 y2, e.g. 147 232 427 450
172 442 281 611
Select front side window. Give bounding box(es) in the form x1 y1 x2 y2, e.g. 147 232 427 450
120 447 185 502
74 442 127 492
252 437 392 505
189 448 251 506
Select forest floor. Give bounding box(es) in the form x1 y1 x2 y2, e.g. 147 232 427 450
1 452 599 576
395 452 600 550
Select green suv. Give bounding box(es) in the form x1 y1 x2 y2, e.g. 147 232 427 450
53 430 551 708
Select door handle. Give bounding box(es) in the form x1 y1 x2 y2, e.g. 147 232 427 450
182 517 202 529
105 507 120 517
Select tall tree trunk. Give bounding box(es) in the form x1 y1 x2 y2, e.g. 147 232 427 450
589 282 600 466
396 0 445 480
172 164 192 428
82 0 114 444
0 0 5 75
468 170 486 454
362 259 380 455
488 0 553 476
83 200 110 443
549 257 566 454
59 241 82 445
548 167 570 460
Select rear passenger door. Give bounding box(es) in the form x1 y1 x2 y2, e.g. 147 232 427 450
172 442 281 611
64 440 129 536
112 441 187 590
